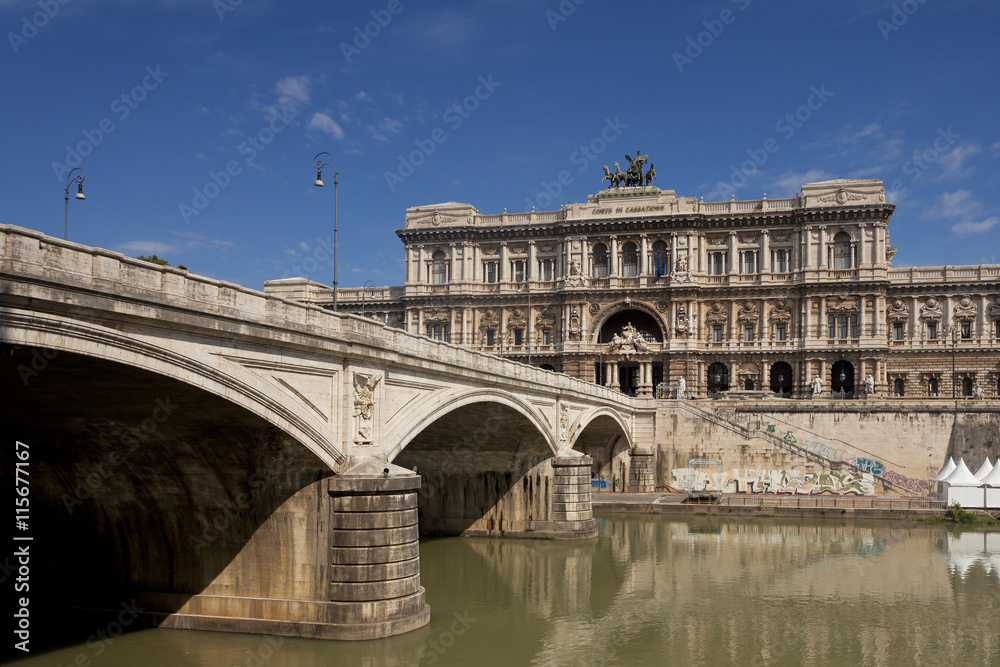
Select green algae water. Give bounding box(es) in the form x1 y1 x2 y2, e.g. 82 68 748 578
9 515 999 666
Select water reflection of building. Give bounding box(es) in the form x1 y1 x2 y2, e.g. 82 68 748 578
269 178 1000 400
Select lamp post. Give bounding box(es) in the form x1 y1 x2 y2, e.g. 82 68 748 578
312 152 339 311
361 280 375 317
64 168 86 241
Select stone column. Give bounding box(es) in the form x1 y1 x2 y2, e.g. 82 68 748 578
818 297 827 339
551 456 598 538
639 234 649 276
528 241 537 284
500 242 508 283
326 461 430 640
761 230 770 275
416 246 426 284
728 232 738 276
628 447 655 492
609 235 618 276
760 298 769 342
818 227 826 269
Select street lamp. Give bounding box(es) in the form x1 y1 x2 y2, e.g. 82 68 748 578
64 168 86 241
361 280 375 317
312 152 339 311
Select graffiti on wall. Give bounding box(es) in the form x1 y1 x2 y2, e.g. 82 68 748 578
671 467 877 496
761 422 930 495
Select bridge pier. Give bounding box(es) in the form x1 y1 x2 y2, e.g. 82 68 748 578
158 460 429 641
628 447 656 492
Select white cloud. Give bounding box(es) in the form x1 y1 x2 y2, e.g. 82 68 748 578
992 140 1000 157
171 230 234 250
951 217 999 237
307 111 345 140
274 75 311 111
922 189 984 220
354 91 372 102
378 117 403 135
936 142 981 181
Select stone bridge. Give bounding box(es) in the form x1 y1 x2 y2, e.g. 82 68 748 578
0 225 654 642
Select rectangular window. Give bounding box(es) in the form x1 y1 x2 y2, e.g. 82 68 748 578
709 252 728 276
744 325 755 342
486 330 495 347
928 378 939 397
828 314 835 339
928 322 938 340
484 261 499 284
961 321 971 339
426 324 449 342
994 320 1000 338
513 329 523 346
893 322 904 341
850 314 858 339
542 328 552 346
511 260 525 283
741 251 757 275
713 325 723 342
776 323 787 341
540 259 554 282
773 249 790 273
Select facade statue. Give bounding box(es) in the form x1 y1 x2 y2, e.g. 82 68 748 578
677 376 686 400
972 384 985 400
864 374 875 396
606 322 651 354
810 376 823 397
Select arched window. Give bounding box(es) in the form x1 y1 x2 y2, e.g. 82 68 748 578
431 250 449 284
769 362 793 396
593 243 608 278
707 362 729 395
652 240 669 280
832 232 852 270
622 242 638 277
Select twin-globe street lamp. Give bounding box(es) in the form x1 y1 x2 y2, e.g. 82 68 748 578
64 168 86 240
312 152 339 311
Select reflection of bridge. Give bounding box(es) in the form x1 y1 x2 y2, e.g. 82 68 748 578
0 226 655 641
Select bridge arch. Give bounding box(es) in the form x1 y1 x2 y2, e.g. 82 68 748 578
384 388 557 462
570 406 635 489
3 310 345 468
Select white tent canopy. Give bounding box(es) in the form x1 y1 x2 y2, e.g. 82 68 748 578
974 457 995 480
942 458 982 486
981 462 1000 487
932 457 957 482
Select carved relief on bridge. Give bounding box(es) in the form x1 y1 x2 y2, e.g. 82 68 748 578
353 372 382 446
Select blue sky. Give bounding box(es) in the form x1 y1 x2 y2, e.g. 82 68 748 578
2 0 998 289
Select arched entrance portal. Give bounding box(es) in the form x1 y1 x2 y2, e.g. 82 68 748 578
769 362 793 397
598 309 664 345
707 362 730 396
831 360 855 398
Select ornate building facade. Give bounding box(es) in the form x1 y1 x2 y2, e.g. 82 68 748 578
266 178 1000 400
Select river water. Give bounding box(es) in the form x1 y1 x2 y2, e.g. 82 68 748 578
11 515 1000 666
